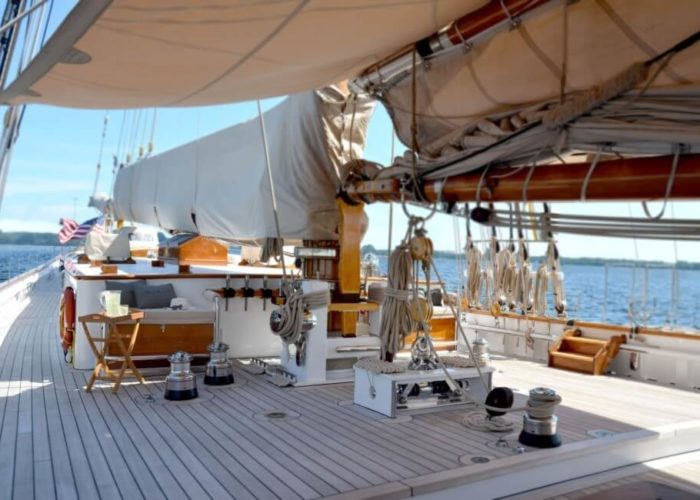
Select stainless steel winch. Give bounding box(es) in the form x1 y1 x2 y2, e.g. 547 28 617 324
204 342 234 386
518 387 561 448
472 336 490 365
164 351 198 401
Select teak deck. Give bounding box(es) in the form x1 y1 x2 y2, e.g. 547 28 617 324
1 274 700 499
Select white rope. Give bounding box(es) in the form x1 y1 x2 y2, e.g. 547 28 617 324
546 240 567 315
495 246 515 307
354 358 407 374
641 144 681 220
270 288 330 345
580 146 602 201
533 261 549 316
463 412 514 432
466 245 483 307
376 217 564 421
487 205 700 240
440 355 485 368
481 268 493 310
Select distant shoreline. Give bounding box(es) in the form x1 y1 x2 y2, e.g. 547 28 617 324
0 233 695 269
0 231 77 247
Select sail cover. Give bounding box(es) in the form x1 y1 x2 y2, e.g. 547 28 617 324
0 0 480 108
112 87 374 240
377 0 700 159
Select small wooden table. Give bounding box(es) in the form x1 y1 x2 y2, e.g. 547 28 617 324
79 310 146 393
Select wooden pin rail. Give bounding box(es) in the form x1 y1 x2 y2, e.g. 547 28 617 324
345 154 700 203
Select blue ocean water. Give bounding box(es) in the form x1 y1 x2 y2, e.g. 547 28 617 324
0 245 66 283
376 255 700 330
0 244 696 330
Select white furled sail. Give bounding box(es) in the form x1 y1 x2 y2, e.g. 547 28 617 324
113 87 374 240
354 0 700 179
0 0 478 108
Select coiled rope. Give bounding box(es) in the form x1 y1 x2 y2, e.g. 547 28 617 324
378 216 563 425
270 288 330 345
463 412 515 433
466 244 483 307
379 243 415 357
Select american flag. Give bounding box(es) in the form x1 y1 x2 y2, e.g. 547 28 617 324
58 217 104 244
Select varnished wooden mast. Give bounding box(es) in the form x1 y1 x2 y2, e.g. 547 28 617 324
344 154 700 204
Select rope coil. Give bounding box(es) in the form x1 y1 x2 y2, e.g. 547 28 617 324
270 288 330 345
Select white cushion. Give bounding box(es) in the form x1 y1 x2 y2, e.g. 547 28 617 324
432 306 455 318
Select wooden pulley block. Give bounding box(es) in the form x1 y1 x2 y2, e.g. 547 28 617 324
409 297 433 323
410 235 433 262
490 302 502 317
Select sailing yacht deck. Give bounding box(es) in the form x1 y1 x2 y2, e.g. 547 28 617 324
2 271 700 499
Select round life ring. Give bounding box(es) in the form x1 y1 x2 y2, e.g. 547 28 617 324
60 287 76 354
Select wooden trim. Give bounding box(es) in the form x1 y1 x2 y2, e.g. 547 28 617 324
569 320 630 333
635 329 700 342
466 307 700 340
67 271 281 281
337 199 364 298
328 302 379 312
467 308 568 325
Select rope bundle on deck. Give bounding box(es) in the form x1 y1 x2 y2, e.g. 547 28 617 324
379 243 415 358
270 288 330 345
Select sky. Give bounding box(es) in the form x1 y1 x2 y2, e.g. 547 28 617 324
4 99 700 264
1 1 699 263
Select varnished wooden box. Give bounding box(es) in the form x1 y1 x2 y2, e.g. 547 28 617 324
110 323 213 357
159 234 228 265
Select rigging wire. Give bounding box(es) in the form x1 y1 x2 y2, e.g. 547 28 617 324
256 99 286 285
111 110 127 192
138 107 149 159
91 111 109 196
126 109 141 164
147 108 158 157
387 130 396 254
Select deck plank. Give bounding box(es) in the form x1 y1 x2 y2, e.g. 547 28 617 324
182 402 324 499
115 387 209 499
231 376 443 476
1 272 700 499
212 387 380 489
51 331 121 499
32 317 56 500
41 319 80 500
134 384 256 500
201 390 364 493
0 316 31 499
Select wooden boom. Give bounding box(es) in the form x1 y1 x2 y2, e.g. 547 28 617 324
344 154 700 204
